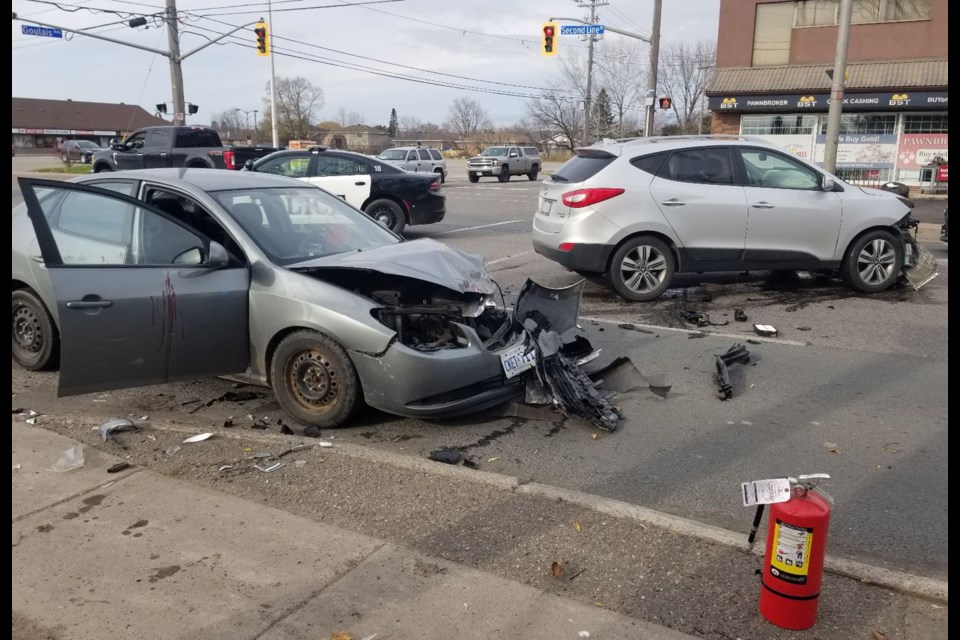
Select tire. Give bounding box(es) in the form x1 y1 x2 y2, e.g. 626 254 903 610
365 198 406 234
435 169 445 184
93 164 113 173
468 173 479 183
840 229 903 293
270 330 361 429
607 236 676 302
12 289 60 371
528 165 540 181
498 165 510 183
60 153 70 165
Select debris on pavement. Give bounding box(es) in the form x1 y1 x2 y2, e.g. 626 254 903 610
25 417 37 425
588 357 671 398
280 423 295 435
294 460 307 468
617 323 654 334
12 407 23 414
550 561 565 577
96 418 138 442
255 462 285 473
462 457 480 469
107 462 130 473
715 343 751 400
676 310 729 327
182 433 214 443
13 463 22 471
304 426 322 438
51 444 84 472
753 324 778 337
317 441 334 448
187 390 266 414
165 446 181 455
797 326 811 331
494 402 561 422
223 418 235 428
277 444 311 458
428 449 462 465
219 465 233 472
734 309 747 322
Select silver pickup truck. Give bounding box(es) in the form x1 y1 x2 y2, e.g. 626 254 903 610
467 145 541 183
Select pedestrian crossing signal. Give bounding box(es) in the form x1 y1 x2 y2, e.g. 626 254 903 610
542 22 558 57
658 97 672 110
254 21 269 57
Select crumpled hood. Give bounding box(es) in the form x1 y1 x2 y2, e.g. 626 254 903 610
287 238 497 295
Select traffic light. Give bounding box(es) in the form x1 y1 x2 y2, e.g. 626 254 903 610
542 22 558 57
254 21 269 57
187 103 199 115
658 97 672 110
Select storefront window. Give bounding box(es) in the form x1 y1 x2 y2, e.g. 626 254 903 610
742 114 818 135
903 113 949 134
820 114 896 135
752 2 794 66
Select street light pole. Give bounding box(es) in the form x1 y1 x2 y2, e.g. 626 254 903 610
165 0 186 126
578 0 603 147
267 0 279 148
253 110 259 144
643 0 662 137
823 0 854 174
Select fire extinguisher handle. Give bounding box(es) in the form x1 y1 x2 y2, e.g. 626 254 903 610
797 473 830 482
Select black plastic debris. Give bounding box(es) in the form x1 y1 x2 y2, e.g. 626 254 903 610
589 357 671 398
716 343 751 400
188 390 266 414
734 309 748 322
462 457 480 469
428 449 462 465
677 310 729 327
304 426 322 438
280 423 295 435
753 324 778 337
107 462 130 473
617 323 654 334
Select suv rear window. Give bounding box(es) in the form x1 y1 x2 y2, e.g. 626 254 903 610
523 147 540 156
429 149 443 160
551 149 617 183
175 128 221 148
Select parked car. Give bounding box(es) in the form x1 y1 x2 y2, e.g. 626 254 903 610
377 145 447 183
532 135 934 301
91 126 276 172
467 146 541 183
243 147 444 234
58 139 102 164
11 170 538 428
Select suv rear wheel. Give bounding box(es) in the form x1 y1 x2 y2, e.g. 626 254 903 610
435 168 445 184
608 236 675 302
841 229 903 292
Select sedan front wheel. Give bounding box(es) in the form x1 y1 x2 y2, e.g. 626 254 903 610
607 236 675 302
271 330 362 428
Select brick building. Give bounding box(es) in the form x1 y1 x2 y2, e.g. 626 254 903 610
707 0 947 187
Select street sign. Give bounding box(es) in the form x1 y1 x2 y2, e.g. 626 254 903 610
21 25 63 38
560 24 604 36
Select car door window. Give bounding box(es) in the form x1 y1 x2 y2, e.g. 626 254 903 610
314 156 366 176
429 149 443 160
659 148 735 185
509 148 520 158
145 187 246 265
406 151 418 162
417 149 431 161
738 148 820 190
123 132 146 151
256 154 311 178
146 129 172 148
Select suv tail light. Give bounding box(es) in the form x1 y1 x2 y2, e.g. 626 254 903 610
223 149 236 170
561 188 625 208
429 178 440 191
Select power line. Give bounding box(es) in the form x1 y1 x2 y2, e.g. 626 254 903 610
21 0 160 16
189 0 403 18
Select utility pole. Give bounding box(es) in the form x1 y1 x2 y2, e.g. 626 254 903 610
643 0 662 137
267 0 279 148
164 0 186 126
697 64 714 135
253 110 259 144
577 0 605 147
823 0 854 173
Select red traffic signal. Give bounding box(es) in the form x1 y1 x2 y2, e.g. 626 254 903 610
544 26 555 37
658 97 672 110
254 22 269 57
542 22 558 57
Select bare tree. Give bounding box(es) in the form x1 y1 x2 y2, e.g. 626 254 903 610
263 76 325 142
525 86 584 151
656 40 716 134
445 97 493 141
594 40 647 137
335 107 366 127
211 109 246 140
398 115 423 132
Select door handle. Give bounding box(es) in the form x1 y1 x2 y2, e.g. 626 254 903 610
660 198 685 207
751 202 775 209
31 255 44 264
354 181 366 186
66 299 113 309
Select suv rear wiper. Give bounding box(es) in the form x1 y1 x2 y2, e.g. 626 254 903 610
550 175 569 182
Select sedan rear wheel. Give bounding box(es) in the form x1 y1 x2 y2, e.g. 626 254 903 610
271 330 361 428
364 198 406 234
608 236 675 302
12 289 60 371
841 229 903 292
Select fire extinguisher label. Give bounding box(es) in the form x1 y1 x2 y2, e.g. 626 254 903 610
769 520 813 584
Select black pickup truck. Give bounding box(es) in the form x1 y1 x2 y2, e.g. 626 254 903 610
91 126 277 173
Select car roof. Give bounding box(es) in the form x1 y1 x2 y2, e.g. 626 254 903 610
72 167 306 191
382 146 438 151
587 135 781 154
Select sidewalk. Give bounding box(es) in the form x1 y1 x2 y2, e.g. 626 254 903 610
12 422 695 640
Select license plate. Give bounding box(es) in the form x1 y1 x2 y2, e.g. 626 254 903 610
540 198 554 215
500 343 537 378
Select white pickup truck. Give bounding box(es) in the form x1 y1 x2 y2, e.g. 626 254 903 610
467 146 541 183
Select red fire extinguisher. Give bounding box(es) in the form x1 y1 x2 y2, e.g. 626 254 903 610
744 474 832 630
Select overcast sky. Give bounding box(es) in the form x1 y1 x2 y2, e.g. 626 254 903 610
12 0 720 128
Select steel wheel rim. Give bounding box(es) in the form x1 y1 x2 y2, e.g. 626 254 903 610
619 245 668 294
13 303 43 355
857 238 896 285
287 348 339 413
373 207 396 229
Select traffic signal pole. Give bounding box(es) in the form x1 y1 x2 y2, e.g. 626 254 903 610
823 0 854 174
643 0 662 138
267 0 279 148
581 0 600 147
165 0 186 126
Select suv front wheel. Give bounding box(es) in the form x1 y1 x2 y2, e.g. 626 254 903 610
841 229 903 292
608 236 675 302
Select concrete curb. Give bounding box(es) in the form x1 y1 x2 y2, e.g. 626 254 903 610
142 422 948 604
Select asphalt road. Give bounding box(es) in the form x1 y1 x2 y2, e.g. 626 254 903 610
10 167 949 584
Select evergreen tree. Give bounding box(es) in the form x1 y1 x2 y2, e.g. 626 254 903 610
387 108 398 138
591 88 616 139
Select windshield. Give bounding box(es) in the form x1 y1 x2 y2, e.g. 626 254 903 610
213 186 400 265
481 147 508 156
76 141 100 149
378 149 407 160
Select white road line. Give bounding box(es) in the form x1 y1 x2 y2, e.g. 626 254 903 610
487 250 535 265
580 315 811 346
433 220 523 235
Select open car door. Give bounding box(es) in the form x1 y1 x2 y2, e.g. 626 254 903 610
19 178 250 396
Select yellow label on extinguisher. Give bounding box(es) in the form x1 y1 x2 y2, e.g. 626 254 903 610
769 519 813 584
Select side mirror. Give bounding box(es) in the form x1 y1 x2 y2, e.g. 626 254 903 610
243 159 255 171
821 175 835 192
111 142 124 151
207 241 230 268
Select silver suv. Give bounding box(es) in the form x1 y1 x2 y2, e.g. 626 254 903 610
533 135 931 301
377 145 447 183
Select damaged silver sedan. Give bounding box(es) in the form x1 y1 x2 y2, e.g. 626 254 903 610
12 170 616 429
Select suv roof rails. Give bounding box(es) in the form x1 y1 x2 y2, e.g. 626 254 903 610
308 145 329 152
617 134 767 145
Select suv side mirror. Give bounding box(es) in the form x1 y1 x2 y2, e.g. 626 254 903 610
821 175 835 191
243 159 255 171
